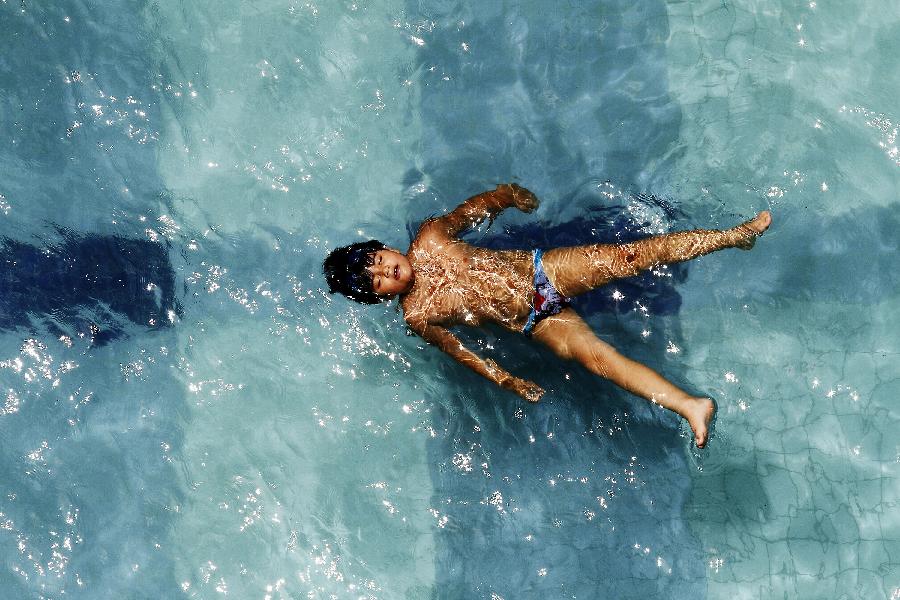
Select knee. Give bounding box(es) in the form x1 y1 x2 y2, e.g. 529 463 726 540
554 340 580 362
574 341 617 375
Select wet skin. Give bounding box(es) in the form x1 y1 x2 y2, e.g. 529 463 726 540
372 184 771 448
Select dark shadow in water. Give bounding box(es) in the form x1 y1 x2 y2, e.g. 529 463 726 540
0 233 181 345
402 2 706 598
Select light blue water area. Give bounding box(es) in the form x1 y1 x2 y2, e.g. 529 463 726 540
0 1 897 599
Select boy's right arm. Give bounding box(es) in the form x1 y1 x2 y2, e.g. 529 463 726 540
410 320 544 402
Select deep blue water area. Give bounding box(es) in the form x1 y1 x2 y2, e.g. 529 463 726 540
0 235 180 344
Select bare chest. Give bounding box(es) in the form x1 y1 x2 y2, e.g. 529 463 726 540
403 246 533 328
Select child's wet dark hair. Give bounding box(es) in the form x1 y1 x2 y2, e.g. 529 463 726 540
323 240 386 305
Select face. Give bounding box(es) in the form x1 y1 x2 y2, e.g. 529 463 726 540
367 249 414 297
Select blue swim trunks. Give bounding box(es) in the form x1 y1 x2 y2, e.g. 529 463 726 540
523 249 569 336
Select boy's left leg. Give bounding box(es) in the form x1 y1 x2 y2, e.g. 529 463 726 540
531 308 715 447
541 211 771 298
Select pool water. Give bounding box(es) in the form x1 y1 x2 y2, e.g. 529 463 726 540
1 1 898 598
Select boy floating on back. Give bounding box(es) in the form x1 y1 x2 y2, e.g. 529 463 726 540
324 184 771 448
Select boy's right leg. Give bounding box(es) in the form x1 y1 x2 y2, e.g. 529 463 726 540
541 211 771 298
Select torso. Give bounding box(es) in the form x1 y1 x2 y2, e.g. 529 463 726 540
400 222 535 331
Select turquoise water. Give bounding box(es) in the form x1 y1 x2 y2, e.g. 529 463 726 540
1 1 898 598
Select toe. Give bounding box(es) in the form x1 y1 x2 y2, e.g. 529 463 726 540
695 433 706 448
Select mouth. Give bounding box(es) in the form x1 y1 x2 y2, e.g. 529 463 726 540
394 265 399 279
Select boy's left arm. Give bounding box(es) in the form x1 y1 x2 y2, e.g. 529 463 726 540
427 183 539 238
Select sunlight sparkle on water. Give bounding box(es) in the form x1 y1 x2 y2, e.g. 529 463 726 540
452 453 474 472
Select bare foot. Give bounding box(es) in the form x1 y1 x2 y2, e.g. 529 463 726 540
735 210 772 249
684 397 716 448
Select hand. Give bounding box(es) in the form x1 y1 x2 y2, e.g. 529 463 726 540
510 377 545 403
498 183 539 213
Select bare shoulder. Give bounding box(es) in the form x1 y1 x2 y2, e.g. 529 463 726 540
415 216 456 246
